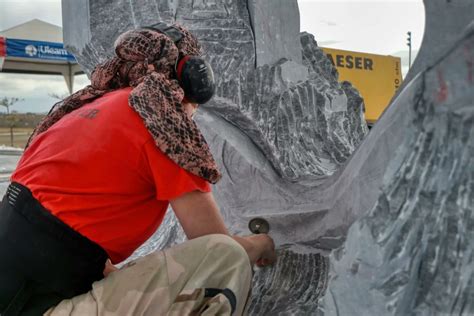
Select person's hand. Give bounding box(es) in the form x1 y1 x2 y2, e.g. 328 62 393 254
233 234 277 267
248 234 277 267
103 259 118 277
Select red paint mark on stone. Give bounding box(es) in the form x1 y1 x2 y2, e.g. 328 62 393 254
436 70 448 102
464 46 473 84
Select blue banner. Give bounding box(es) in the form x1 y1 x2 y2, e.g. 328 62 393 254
6 38 76 62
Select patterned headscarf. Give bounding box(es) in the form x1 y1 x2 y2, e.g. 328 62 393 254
26 25 222 184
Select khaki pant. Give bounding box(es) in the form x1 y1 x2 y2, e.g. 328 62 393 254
45 234 252 316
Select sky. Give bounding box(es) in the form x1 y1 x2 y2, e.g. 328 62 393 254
0 0 425 113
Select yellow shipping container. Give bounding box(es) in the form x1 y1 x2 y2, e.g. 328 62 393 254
321 47 403 124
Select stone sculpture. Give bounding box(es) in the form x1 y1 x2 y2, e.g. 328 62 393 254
63 1 367 313
61 0 473 314
320 1 474 314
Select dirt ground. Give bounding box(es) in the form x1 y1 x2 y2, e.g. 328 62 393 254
0 127 34 148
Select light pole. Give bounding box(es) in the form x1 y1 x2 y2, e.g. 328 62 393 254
407 31 412 69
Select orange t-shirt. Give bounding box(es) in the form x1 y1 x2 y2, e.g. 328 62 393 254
12 87 211 263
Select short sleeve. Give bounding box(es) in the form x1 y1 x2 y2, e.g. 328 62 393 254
142 140 212 201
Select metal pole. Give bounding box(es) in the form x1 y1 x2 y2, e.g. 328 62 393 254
407 31 412 69
409 46 412 69
10 126 13 147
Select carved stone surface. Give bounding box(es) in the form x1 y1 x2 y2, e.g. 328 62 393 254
59 0 473 315
62 0 369 313
248 0 302 66
320 14 474 316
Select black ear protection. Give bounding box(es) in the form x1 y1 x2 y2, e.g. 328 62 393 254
142 22 216 104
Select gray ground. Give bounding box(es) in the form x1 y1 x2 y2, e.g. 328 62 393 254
0 152 21 194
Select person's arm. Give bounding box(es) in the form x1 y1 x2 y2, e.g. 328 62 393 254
104 190 276 277
170 190 276 266
170 190 228 238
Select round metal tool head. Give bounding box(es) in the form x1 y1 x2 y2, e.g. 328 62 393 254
248 218 270 234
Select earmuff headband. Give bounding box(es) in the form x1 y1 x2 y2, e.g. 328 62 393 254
176 55 192 81
141 22 216 104
142 22 184 43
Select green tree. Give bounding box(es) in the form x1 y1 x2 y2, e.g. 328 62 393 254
0 97 24 114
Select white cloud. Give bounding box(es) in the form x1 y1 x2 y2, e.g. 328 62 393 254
320 20 339 27
0 0 62 31
0 73 90 113
298 1 425 56
0 74 66 94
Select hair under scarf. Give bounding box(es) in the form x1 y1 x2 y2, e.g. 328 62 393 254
26 25 222 184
